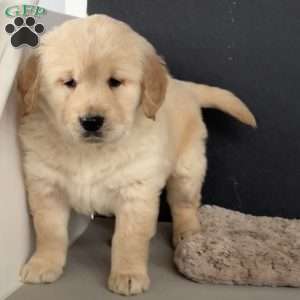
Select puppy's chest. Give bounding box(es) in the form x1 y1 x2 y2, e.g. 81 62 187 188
60 147 164 216
62 155 124 216
65 162 113 216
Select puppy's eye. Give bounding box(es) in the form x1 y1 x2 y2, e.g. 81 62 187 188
108 77 122 88
64 79 77 88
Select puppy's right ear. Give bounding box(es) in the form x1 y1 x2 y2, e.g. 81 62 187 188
17 54 40 115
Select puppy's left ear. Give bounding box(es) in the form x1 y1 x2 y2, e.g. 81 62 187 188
141 54 168 120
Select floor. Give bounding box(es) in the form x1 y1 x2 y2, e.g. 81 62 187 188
7 219 300 300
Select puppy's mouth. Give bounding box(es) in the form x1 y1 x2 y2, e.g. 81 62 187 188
81 132 103 143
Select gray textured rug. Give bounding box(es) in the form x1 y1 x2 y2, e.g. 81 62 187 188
175 205 300 287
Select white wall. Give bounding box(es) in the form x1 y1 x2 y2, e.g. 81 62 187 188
0 89 31 300
38 0 87 17
38 0 65 14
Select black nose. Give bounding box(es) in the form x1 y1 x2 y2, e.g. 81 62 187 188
79 115 104 132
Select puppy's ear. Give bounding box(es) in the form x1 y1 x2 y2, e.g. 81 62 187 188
141 54 168 120
17 54 40 115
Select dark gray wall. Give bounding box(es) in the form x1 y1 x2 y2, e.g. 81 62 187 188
88 0 300 221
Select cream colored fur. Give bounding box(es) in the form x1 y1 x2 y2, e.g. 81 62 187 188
17 15 256 296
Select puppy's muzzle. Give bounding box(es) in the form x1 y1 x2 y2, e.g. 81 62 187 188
79 115 104 136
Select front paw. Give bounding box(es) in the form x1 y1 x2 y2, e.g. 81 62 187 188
108 272 150 296
20 256 63 284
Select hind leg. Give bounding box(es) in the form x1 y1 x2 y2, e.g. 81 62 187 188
167 139 207 247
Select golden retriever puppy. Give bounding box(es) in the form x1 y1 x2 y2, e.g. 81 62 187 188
18 15 256 295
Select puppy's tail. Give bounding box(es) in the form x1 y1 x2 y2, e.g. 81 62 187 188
183 81 257 127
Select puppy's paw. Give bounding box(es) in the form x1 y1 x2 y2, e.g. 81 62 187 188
108 272 150 296
20 256 63 284
173 228 201 248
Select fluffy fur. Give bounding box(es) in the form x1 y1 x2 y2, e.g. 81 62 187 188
18 15 256 296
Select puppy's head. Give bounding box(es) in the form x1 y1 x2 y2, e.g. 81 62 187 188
18 15 167 144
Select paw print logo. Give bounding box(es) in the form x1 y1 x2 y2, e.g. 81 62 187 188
5 16 44 48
